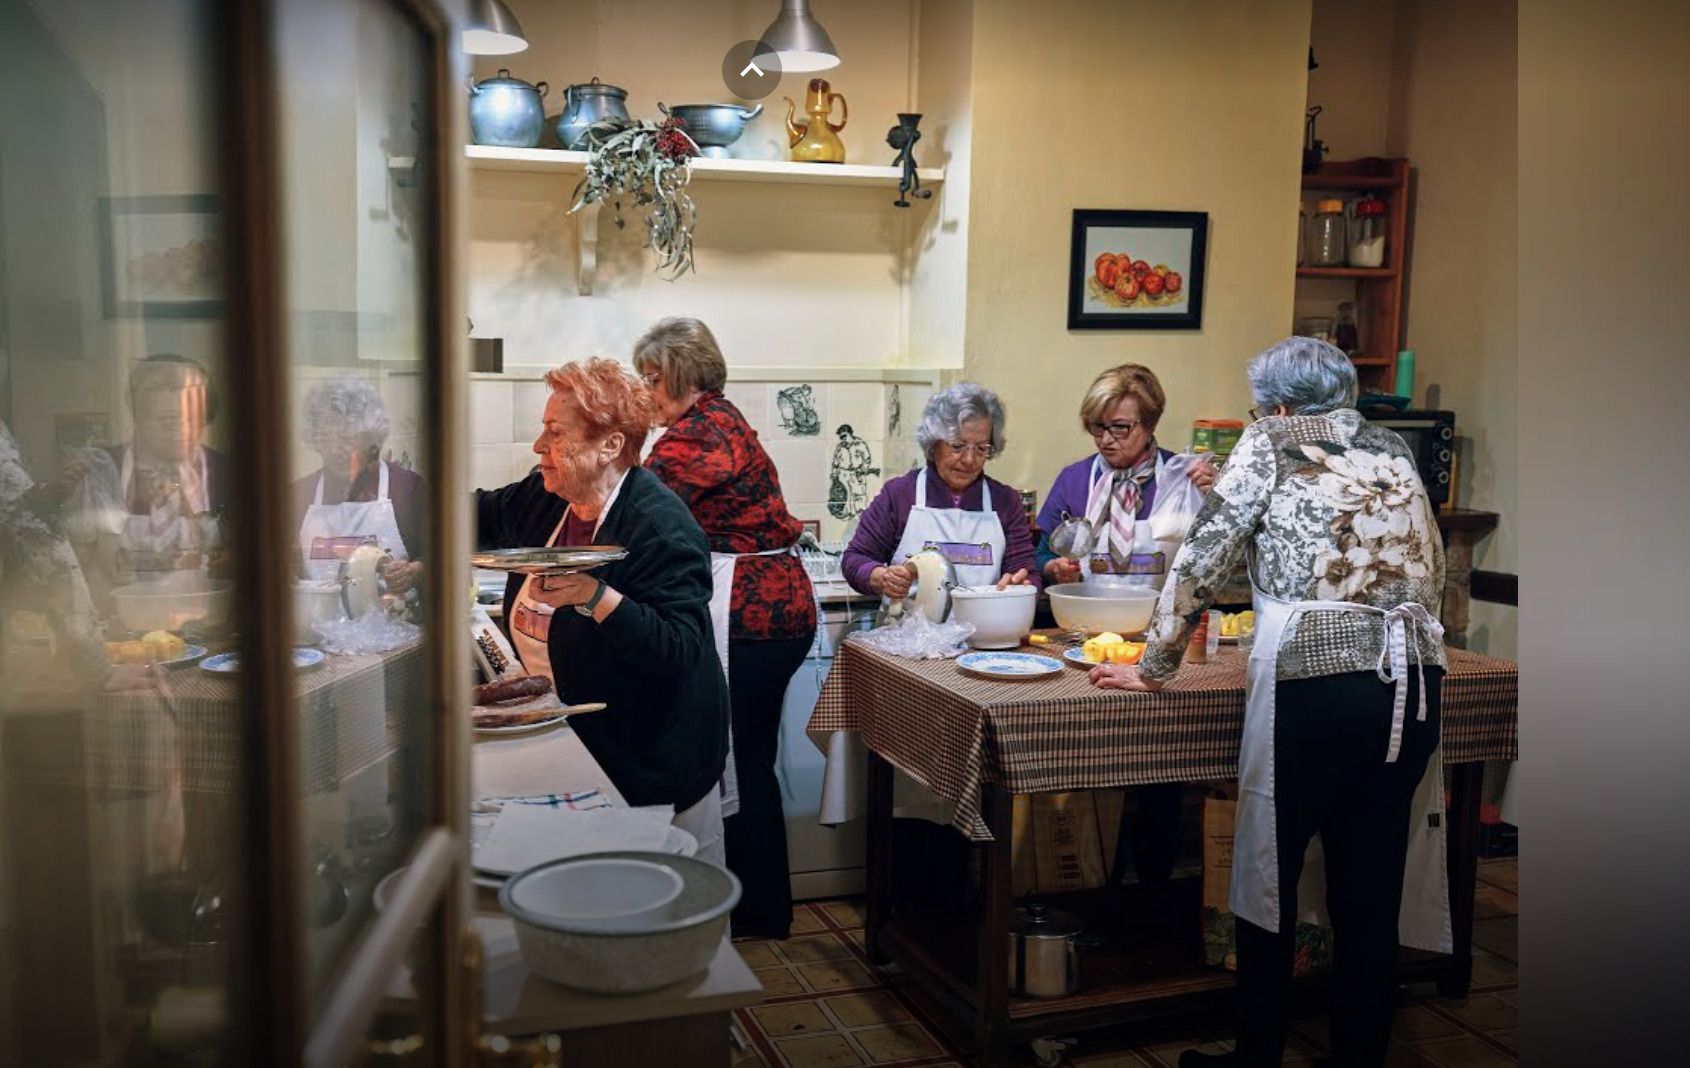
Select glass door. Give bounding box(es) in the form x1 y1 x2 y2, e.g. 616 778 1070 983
0 0 468 1064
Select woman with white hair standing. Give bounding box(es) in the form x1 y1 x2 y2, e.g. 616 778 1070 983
842 382 1038 597
291 377 425 593
1091 339 1449 1068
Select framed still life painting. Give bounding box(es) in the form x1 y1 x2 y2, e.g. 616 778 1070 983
99 195 222 318
1068 209 1208 330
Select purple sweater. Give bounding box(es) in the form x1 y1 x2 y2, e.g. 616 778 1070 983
842 464 1041 594
1033 449 1174 573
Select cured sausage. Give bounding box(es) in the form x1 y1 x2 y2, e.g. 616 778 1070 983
472 674 553 706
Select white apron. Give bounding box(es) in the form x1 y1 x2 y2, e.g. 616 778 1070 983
708 545 796 819
1080 454 1183 591
297 462 410 582
119 447 213 564
1231 565 1453 954
893 469 1007 588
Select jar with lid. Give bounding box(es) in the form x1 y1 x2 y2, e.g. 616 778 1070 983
1309 198 1346 266
1334 301 1360 355
1349 197 1388 267
1296 199 1307 266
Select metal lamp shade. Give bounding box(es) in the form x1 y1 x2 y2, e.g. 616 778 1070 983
759 0 839 72
463 0 528 55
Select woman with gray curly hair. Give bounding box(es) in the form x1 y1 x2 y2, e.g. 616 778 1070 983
842 382 1038 597
291 377 426 592
1093 339 1449 1068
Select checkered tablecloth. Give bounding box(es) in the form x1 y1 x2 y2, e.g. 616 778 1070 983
809 639 1518 841
85 642 425 795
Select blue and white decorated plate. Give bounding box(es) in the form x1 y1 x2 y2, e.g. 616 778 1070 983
200 648 326 674
956 651 1063 680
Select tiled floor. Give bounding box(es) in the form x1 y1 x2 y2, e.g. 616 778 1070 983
731 858 1518 1068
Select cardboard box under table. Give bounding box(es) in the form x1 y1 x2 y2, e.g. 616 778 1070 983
808 638 1518 1067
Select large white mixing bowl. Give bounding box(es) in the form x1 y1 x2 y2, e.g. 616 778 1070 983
1047 583 1159 636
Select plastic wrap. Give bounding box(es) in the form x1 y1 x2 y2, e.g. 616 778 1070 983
853 610 975 660
315 605 420 655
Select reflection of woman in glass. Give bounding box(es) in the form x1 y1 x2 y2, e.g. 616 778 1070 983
59 355 230 606
290 378 425 592
113 355 229 562
1 420 107 690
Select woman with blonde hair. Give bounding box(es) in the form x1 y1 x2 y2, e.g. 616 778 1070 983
1032 363 1214 885
634 317 816 939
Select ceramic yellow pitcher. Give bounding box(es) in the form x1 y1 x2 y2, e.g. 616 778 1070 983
783 78 848 164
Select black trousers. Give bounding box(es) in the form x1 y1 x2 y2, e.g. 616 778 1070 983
1234 666 1443 1068
723 633 815 939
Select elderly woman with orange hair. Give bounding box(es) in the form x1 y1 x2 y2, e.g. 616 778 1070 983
475 358 731 863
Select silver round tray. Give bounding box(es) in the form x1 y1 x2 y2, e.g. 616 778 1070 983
470 545 628 576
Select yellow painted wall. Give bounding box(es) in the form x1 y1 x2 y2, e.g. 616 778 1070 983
1386 0 1517 657
959 0 1314 498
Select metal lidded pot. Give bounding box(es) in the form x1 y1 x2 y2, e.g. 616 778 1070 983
555 77 631 150
1007 903 1090 998
468 68 549 148
663 104 764 158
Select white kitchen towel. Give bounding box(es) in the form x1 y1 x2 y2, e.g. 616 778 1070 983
472 801 677 876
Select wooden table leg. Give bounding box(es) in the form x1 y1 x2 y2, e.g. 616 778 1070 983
864 751 895 966
1439 761 1483 998
975 782 1013 1068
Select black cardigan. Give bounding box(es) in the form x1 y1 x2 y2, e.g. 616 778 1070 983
475 466 729 811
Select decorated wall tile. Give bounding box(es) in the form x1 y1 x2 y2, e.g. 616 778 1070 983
767 383 826 440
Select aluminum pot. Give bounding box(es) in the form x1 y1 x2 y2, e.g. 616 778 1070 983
555 77 630 150
468 68 549 148
1008 903 1091 998
663 104 763 158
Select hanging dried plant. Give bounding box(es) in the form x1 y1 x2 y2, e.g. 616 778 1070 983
569 110 700 279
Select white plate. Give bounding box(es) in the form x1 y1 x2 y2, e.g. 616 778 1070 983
473 715 570 737
1062 645 1148 668
956 651 1062 680
200 648 324 674
472 821 697 878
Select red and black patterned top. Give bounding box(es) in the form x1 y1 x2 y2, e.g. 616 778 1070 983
645 391 817 642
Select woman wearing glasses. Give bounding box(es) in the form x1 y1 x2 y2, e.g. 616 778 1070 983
842 382 1038 599
1034 363 1216 591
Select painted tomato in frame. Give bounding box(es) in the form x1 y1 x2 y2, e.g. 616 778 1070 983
1113 274 1141 302
1165 270 1183 294
1131 259 1151 279
1143 273 1165 297
1095 254 1124 289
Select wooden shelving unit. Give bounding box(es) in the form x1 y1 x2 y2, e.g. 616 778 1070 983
1298 158 1412 392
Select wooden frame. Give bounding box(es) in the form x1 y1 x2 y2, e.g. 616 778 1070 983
216 0 469 1064
1067 209 1208 331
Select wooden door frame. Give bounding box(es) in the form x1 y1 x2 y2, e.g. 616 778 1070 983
217 0 470 1063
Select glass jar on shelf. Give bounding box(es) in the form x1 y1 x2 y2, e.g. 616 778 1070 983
1296 198 1307 266
1334 301 1360 355
1349 196 1388 267
1297 316 1335 345
1309 198 1346 266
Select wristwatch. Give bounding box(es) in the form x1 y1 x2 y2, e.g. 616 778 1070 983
574 578 607 618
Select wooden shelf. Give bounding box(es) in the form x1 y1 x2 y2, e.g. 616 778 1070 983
1301 173 1398 190
452 145 945 188
1350 356 1394 366
390 147 945 296
1296 266 1397 280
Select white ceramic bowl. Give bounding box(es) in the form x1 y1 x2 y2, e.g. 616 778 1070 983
1047 582 1159 636
111 574 231 633
507 857 683 931
949 585 1038 649
500 851 741 995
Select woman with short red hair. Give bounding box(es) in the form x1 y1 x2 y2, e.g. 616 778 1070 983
476 358 731 863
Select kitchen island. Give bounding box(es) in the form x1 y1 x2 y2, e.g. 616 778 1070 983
809 636 1518 1066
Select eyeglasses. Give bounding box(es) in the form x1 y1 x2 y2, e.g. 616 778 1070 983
1086 420 1140 440
1248 407 1262 423
637 368 661 387
942 441 995 459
